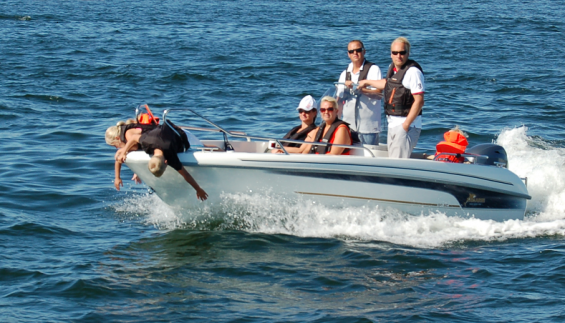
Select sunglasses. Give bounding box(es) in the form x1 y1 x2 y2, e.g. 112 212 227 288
298 109 314 114
320 107 335 113
348 48 364 54
391 50 407 56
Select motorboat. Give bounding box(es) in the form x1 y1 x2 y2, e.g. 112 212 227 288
124 105 531 222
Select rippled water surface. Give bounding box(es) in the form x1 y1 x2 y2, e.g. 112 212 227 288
1 0 565 321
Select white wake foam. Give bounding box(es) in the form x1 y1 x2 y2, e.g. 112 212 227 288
497 126 565 221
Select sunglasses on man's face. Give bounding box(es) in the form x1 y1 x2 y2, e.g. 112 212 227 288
298 109 313 114
320 107 335 113
391 50 407 56
348 48 363 54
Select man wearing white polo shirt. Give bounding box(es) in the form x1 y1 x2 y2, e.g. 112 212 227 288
358 37 425 158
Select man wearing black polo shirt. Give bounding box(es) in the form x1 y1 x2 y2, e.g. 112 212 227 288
358 37 425 158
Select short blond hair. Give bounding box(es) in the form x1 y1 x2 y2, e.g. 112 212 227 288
392 37 411 55
148 155 166 177
320 96 338 110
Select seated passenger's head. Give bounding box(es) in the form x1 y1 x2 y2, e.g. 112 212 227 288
105 121 126 148
436 125 469 156
448 125 468 138
297 95 317 125
319 96 338 124
148 155 166 177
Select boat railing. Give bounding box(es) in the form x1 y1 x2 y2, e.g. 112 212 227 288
434 152 497 166
163 108 376 157
179 125 247 136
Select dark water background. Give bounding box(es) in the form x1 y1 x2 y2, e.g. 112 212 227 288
2 0 565 321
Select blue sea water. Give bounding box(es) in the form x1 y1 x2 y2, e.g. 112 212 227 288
1 0 565 321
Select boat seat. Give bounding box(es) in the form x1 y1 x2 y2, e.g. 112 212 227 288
355 144 389 157
192 145 223 152
230 141 269 153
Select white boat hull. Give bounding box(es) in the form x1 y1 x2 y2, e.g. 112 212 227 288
125 142 530 222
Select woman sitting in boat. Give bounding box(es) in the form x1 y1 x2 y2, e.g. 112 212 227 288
105 118 159 190
434 126 469 163
272 95 318 153
110 120 208 201
295 96 353 155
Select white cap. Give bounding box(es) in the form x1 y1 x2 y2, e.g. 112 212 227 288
296 95 316 111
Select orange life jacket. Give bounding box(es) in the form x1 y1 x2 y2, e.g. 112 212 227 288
137 113 159 125
137 104 160 125
435 131 468 163
310 121 352 155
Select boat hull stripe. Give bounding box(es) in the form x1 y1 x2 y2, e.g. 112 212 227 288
295 191 460 207
271 170 527 210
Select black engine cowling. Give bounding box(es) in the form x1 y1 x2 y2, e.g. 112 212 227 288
466 143 508 168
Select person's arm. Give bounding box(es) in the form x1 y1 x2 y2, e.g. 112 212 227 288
402 93 424 132
359 65 383 97
114 163 142 190
115 133 141 163
178 167 208 201
359 86 382 97
359 85 383 101
358 79 387 90
132 173 142 184
114 160 123 190
298 128 318 154
402 68 425 131
272 146 303 154
336 71 347 117
300 145 313 154
327 125 352 155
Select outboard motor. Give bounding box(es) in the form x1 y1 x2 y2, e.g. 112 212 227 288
466 143 508 168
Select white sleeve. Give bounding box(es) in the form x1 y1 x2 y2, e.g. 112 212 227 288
338 70 346 83
403 67 425 94
336 70 347 97
367 65 382 80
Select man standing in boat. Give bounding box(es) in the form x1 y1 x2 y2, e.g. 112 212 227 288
336 40 383 147
358 37 425 158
